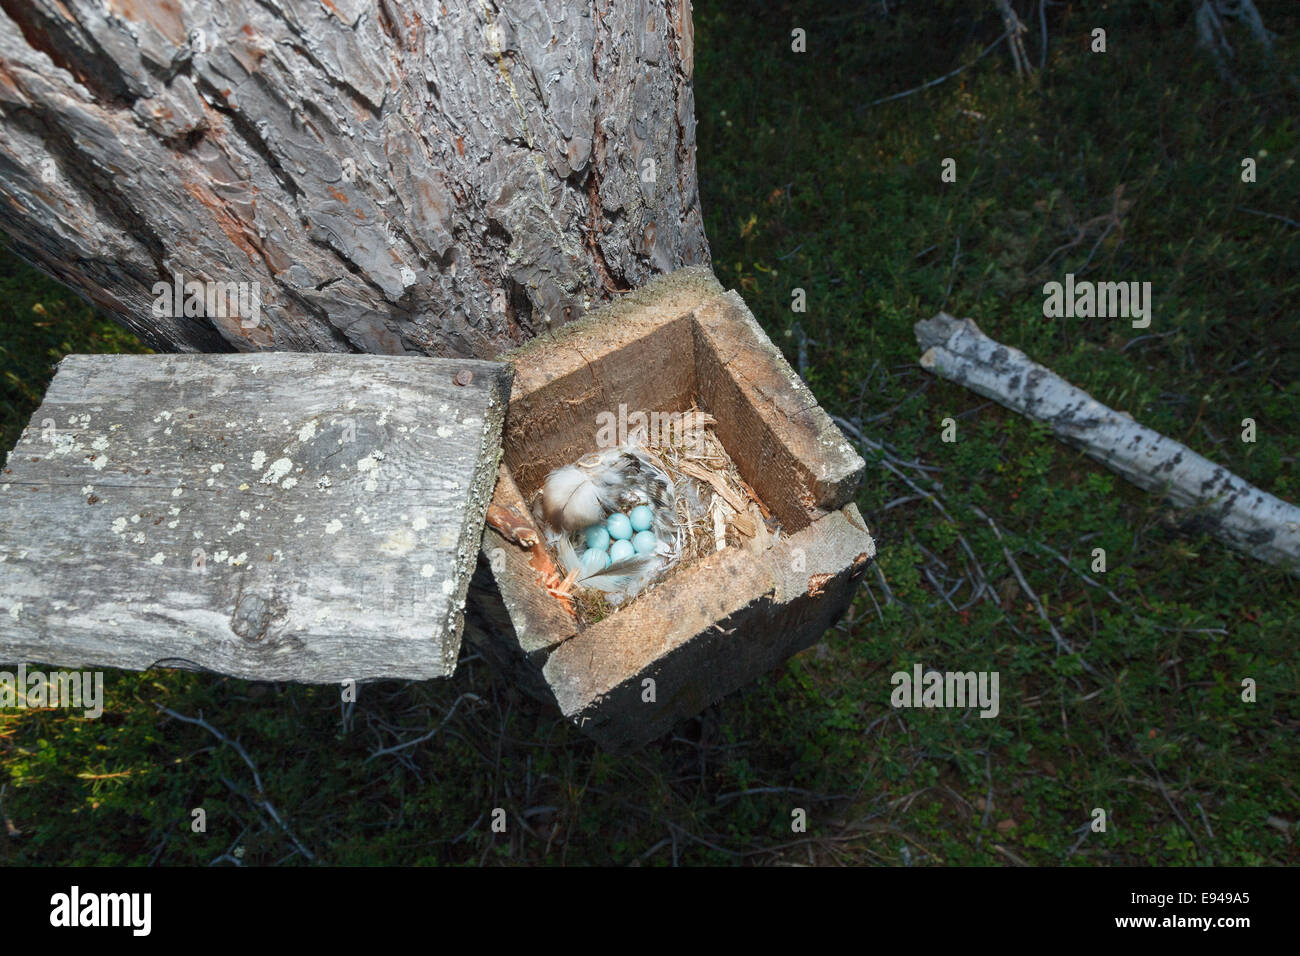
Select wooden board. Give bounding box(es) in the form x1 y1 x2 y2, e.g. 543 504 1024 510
0 353 511 683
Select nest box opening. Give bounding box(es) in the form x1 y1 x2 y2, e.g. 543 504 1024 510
499 309 819 540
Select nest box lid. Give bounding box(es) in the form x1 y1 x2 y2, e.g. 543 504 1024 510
0 353 512 684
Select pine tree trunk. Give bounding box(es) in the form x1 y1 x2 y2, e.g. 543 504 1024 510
0 0 709 357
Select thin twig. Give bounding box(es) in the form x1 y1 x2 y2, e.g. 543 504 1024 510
157 706 315 861
866 29 1013 107
1237 206 1299 229
972 507 1097 675
364 693 483 763
1038 0 1048 69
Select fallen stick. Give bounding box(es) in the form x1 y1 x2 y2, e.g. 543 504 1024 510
915 313 1300 576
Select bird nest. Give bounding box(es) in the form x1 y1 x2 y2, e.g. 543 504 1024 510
528 406 783 625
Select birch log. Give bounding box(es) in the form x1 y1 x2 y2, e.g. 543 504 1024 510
915 313 1300 576
0 0 707 356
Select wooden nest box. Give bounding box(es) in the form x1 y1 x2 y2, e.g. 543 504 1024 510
0 267 874 751
467 268 875 750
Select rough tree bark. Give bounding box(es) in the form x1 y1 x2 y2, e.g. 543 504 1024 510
0 0 708 357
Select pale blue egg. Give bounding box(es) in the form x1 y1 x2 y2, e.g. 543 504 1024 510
581 548 610 574
606 512 633 540
632 530 658 554
585 525 611 551
609 539 635 563
629 504 654 532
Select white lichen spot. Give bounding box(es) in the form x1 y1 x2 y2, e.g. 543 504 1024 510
8 602 21 621
325 519 343 535
131 514 141 524
168 506 180 516
251 450 267 470
294 514 305 524
239 510 250 520
356 451 384 472
149 552 165 565
81 485 94 496
111 517 128 534
167 520 178 529
91 436 109 451
420 564 435 578
281 476 298 489
437 425 453 438
229 552 248 566
381 529 417 555
172 487 184 497
412 515 428 532
212 550 229 564
316 476 332 490
297 420 318 443
260 457 292 484
441 579 455 596
87 455 107 472
132 532 146 544
210 462 224 473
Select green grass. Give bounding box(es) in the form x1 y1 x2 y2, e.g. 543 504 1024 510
1 0 1297 865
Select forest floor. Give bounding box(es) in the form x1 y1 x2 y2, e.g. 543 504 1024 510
1 0 1297 865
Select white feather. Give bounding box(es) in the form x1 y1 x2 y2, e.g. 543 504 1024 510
578 552 662 598
542 465 605 531
555 535 584 578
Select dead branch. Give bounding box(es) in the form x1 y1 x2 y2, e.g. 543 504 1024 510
916 313 1300 576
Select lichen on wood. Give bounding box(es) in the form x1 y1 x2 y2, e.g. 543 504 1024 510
0 352 512 682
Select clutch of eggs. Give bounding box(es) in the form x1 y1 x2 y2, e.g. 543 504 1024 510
582 508 660 566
